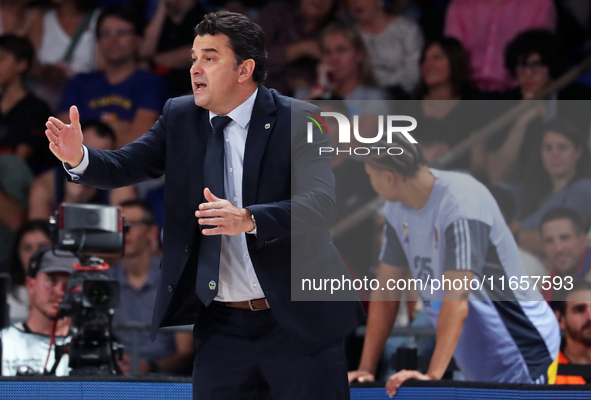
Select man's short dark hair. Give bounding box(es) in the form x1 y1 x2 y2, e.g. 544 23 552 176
81 120 116 145
0 34 35 74
504 29 568 79
540 207 590 235
96 5 144 38
194 11 268 84
554 280 591 315
365 136 427 178
120 200 156 225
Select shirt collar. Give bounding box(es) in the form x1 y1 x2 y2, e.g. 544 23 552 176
209 88 258 130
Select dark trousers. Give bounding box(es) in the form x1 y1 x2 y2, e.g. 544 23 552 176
192 302 350 400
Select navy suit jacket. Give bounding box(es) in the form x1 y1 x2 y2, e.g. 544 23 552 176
76 86 365 354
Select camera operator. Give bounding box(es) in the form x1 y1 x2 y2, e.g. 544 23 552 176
1 248 79 376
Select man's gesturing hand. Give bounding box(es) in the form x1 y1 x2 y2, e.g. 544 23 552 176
45 105 84 167
196 188 255 236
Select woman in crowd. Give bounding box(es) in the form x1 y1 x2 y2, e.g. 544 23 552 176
444 0 555 93
398 37 479 170
482 29 591 183
4 220 52 321
309 22 387 101
307 23 388 144
347 0 423 97
24 0 101 108
517 119 591 256
257 0 340 95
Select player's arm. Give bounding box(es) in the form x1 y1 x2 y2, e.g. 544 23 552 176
385 271 472 396
350 219 410 383
349 261 407 383
385 279 471 396
426 270 472 380
386 218 489 396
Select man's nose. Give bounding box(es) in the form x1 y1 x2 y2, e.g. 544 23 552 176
191 63 203 75
553 243 566 254
55 283 67 297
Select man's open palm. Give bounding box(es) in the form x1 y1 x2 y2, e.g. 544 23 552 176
45 105 84 167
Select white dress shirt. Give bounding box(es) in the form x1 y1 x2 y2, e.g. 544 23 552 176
67 89 265 302
209 88 264 301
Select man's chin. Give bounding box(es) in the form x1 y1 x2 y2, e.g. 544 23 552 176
555 263 577 275
193 92 209 107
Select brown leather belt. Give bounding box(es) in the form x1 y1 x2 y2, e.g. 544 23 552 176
213 298 270 311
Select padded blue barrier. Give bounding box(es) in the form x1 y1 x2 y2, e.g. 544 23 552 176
0 378 590 399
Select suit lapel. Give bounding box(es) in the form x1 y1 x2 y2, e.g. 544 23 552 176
243 86 277 207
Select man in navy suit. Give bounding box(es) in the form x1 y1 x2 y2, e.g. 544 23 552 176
45 11 364 400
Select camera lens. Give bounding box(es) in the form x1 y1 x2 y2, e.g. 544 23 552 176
85 281 113 306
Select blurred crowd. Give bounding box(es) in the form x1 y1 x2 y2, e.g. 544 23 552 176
0 0 591 381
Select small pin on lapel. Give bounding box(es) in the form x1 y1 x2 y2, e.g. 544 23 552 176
265 123 270 129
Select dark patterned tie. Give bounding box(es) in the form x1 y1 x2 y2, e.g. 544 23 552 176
195 115 232 306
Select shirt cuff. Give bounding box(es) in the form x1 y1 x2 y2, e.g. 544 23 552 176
63 145 89 181
246 227 257 235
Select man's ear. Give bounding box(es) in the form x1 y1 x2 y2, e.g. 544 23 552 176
388 171 403 187
15 59 28 75
26 277 35 297
149 224 159 246
556 310 566 331
237 59 255 83
576 232 588 249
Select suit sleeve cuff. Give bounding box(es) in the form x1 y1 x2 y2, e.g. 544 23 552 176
63 145 89 181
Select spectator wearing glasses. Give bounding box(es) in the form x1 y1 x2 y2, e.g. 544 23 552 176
502 30 591 101
110 200 194 375
444 0 556 93
57 6 166 148
481 30 591 183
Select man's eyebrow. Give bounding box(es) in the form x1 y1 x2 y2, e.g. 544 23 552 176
191 48 219 54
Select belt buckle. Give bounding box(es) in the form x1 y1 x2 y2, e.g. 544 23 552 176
249 298 270 311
